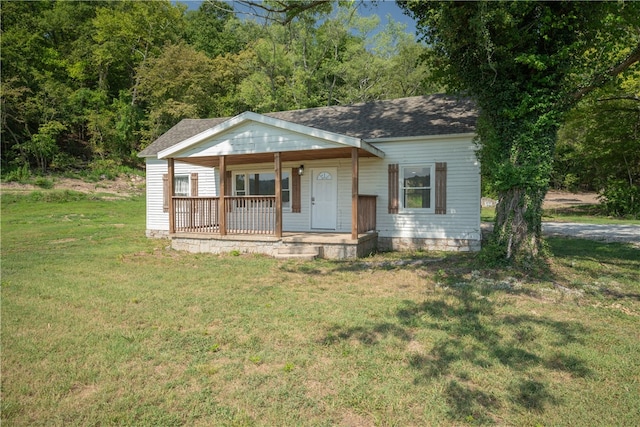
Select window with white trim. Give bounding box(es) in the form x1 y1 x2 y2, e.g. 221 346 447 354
401 165 434 211
234 171 290 209
174 175 190 196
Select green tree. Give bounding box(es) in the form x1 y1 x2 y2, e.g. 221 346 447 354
90 0 185 100
555 74 640 217
236 2 433 110
1 0 188 171
1 1 86 171
136 42 253 144
185 1 245 58
399 0 640 264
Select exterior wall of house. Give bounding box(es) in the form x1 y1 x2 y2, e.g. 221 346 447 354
362 135 481 251
145 158 218 237
145 134 480 252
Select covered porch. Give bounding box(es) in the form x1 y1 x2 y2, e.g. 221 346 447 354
166 144 379 234
157 112 386 258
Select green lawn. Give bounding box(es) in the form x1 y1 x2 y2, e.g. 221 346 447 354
2 191 639 426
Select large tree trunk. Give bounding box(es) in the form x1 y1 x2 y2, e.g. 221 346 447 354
492 186 546 261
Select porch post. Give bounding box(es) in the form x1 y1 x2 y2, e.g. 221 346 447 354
274 152 282 238
351 147 359 240
168 158 175 234
219 155 227 236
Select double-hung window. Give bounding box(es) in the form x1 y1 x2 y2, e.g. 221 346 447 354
401 165 434 211
234 171 290 210
163 173 198 213
173 175 190 196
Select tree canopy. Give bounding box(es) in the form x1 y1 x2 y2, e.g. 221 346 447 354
1 0 433 175
399 0 640 262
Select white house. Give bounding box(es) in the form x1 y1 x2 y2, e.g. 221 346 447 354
138 95 480 259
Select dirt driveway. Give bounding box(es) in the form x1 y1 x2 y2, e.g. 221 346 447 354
542 222 640 247
543 190 600 209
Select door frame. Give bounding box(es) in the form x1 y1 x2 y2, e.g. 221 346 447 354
310 167 338 230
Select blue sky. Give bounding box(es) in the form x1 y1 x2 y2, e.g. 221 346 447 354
177 0 418 38
358 0 417 36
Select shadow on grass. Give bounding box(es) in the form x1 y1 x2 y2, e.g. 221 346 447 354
403 281 592 420
300 239 635 421
322 322 412 346
279 252 471 276
547 238 640 300
320 272 593 423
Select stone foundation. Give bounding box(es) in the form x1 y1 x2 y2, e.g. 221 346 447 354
171 234 281 256
315 233 378 259
168 232 378 260
377 236 481 253
149 230 478 258
146 229 169 239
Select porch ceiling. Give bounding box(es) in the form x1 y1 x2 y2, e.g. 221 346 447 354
174 147 379 168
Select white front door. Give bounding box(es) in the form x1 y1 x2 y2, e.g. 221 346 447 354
311 168 337 230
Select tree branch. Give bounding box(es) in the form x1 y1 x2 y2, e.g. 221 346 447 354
236 0 332 25
597 95 640 103
571 42 640 103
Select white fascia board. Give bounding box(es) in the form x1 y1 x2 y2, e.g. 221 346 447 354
360 141 385 158
365 132 477 144
158 111 384 159
157 113 249 159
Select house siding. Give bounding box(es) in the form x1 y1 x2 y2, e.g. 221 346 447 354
363 136 481 249
145 135 480 252
282 159 354 232
145 158 218 236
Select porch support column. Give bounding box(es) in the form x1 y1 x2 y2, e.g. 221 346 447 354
274 152 282 238
351 147 359 240
168 158 175 234
219 155 227 236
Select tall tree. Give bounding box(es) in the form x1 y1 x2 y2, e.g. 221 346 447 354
1 1 99 171
91 0 185 101
136 42 253 144
555 74 640 218
399 0 640 263
1 0 436 174
185 1 245 58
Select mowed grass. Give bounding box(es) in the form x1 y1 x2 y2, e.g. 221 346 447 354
2 191 639 426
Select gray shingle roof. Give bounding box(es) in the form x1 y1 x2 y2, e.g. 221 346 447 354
138 94 477 157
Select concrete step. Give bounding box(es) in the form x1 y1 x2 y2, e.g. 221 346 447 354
273 245 320 260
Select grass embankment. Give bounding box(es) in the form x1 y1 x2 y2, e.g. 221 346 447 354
2 191 639 426
482 205 640 224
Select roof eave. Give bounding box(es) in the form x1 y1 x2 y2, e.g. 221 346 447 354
157 111 385 160
365 132 477 144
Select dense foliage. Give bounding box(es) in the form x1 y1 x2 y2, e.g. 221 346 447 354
3 0 638 228
400 0 640 261
554 77 640 218
1 0 435 176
